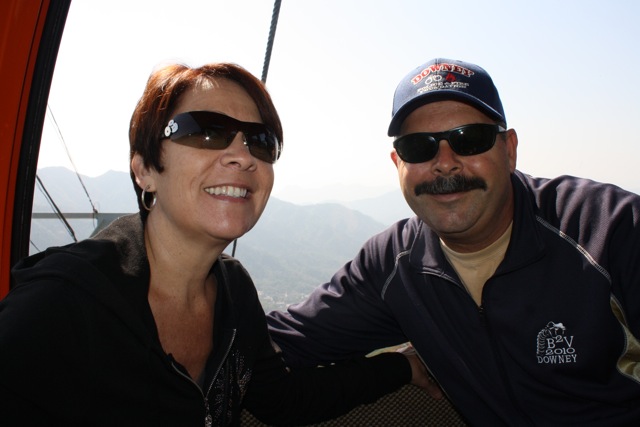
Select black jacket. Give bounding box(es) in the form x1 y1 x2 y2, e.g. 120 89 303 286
0 214 410 426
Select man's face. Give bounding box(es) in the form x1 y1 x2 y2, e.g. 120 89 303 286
391 100 518 252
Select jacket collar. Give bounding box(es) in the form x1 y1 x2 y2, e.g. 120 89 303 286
409 171 545 274
13 214 239 346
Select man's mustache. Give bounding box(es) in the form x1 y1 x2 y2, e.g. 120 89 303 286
414 175 487 196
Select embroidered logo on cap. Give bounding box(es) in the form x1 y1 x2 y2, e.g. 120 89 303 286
410 63 475 85
410 62 474 95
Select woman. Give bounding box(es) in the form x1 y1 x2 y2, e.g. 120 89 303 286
0 63 431 426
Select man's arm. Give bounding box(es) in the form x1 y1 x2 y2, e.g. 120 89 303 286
267 230 409 367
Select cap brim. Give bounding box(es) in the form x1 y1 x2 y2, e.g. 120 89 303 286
388 91 505 136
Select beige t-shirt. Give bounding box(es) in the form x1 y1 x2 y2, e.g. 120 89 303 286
440 222 513 306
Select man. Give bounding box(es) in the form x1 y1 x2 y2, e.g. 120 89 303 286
267 58 640 426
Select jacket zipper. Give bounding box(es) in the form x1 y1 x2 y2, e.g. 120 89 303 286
480 299 535 426
170 328 237 427
437 273 531 424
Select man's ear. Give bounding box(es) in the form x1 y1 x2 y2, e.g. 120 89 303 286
131 153 154 191
390 149 401 169
504 128 518 172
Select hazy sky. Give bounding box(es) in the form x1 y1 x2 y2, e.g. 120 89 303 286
39 0 640 205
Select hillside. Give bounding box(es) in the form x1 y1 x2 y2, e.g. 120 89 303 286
31 167 408 311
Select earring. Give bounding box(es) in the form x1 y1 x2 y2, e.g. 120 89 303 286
141 185 156 211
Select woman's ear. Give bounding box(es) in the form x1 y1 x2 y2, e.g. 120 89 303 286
131 153 154 191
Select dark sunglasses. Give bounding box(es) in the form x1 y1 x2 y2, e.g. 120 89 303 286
393 123 506 164
162 111 282 164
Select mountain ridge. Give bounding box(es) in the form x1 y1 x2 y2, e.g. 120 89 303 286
31 167 412 311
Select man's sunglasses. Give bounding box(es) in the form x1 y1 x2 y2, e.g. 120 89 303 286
162 111 282 164
393 123 506 164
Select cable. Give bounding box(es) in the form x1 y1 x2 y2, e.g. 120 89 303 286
47 104 98 218
261 0 282 83
29 240 41 253
36 174 77 242
233 0 282 257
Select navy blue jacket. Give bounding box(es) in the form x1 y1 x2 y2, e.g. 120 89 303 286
268 171 640 426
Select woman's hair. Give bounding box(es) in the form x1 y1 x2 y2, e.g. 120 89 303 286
128 62 283 216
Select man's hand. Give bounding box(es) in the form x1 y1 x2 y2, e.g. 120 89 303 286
397 343 443 400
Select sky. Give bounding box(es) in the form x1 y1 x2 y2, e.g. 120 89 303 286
39 0 640 206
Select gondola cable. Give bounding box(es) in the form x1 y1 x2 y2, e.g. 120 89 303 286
35 174 77 242
46 104 99 219
29 240 41 252
261 0 282 83
232 0 282 257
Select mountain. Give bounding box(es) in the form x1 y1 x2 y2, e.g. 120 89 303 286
231 198 386 311
30 168 640 311
34 167 138 213
31 167 404 312
345 190 414 225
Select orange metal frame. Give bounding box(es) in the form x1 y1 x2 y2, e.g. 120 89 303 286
0 0 70 298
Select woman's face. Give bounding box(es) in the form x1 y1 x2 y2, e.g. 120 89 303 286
134 78 274 246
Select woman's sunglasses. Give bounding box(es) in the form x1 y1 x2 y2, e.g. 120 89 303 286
162 111 282 164
393 123 506 164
